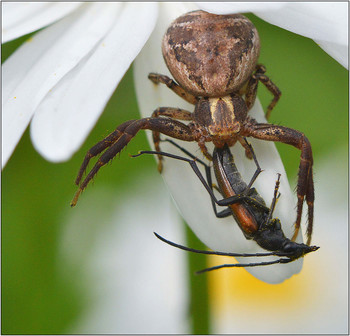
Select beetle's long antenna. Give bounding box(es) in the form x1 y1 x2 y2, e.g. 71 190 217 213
196 257 292 274
154 232 291 258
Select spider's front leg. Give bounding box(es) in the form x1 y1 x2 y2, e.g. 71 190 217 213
151 107 193 172
71 117 195 207
243 120 314 245
74 119 136 186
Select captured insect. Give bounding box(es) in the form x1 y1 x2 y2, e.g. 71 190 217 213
71 10 314 245
133 139 319 271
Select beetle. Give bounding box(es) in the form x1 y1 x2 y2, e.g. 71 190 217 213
133 139 319 271
71 10 314 245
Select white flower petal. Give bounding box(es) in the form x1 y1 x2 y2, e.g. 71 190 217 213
30 3 158 162
2 3 122 167
196 2 285 15
134 3 303 283
258 3 348 69
254 3 348 46
197 2 348 69
316 39 348 69
3 3 50 28
198 2 347 45
2 2 83 43
255 3 348 68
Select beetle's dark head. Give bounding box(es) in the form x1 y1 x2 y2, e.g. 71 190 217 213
255 218 319 259
279 239 319 260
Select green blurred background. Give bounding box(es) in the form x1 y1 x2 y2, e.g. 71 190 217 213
2 13 348 334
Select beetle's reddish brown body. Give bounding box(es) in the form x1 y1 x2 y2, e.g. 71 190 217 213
213 144 259 235
72 10 314 246
162 11 260 97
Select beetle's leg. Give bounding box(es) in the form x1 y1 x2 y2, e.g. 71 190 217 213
243 120 314 244
71 118 195 207
264 174 281 225
148 73 198 105
133 149 270 215
211 183 222 194
245 64 281 120
151 107 193 172
158 139 232 218
164 138 268 214
74 120 136 186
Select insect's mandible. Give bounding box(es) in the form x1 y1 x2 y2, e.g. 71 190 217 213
71 10 314 247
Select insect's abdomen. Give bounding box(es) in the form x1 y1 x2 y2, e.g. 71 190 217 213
213 147 258 236
224 163 247 195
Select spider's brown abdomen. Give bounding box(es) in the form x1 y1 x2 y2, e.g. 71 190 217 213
162 10 260 97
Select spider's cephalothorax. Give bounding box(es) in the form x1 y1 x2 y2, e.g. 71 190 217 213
192 94 248 150
72 10 314 246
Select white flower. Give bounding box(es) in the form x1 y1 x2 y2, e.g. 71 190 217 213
3 2 158 165
2 2 347 285
197 2 348 68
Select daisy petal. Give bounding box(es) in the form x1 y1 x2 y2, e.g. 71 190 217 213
316 39 348 69
254 3 348 69
197 2 348 69
30 3 158 162
2 2 83 43
198 2 347 45
134 3 302 283
254 3 348 46
2 3 123 167
196 2 285 15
